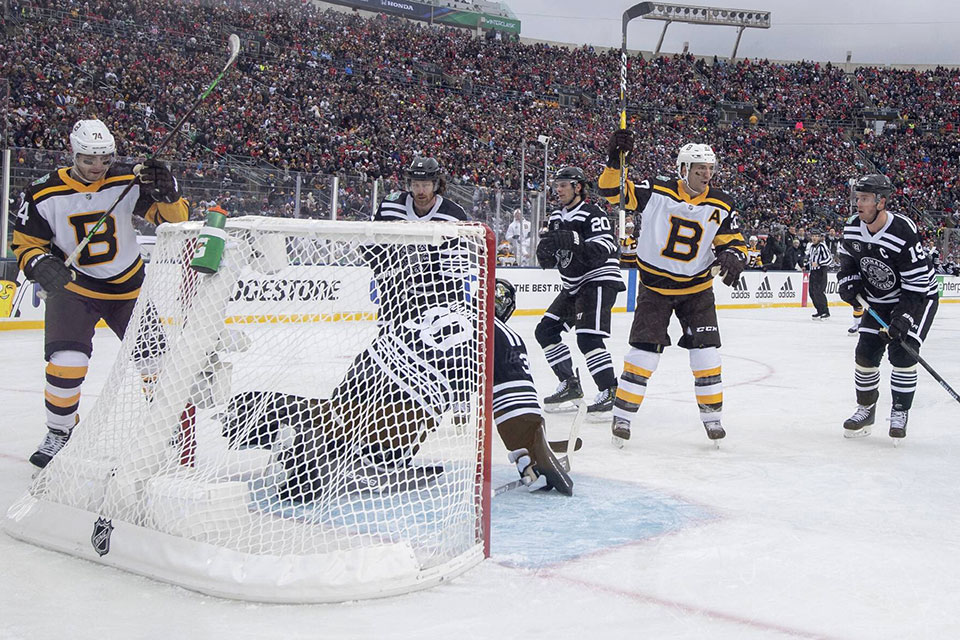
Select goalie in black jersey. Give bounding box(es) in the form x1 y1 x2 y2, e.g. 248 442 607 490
226 157 478 502
535 167 625 422
837 174 939 440
493 279 573 495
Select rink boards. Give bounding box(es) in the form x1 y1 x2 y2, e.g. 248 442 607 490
2 267 959 329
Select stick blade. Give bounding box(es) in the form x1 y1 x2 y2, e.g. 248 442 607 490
227 33 241 61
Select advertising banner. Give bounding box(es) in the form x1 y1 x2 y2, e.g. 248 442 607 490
433 9 480 28
329 0 436 20
4 268 958 330
479 14 521 33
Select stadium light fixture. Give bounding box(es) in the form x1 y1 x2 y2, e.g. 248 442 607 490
643 3 771 59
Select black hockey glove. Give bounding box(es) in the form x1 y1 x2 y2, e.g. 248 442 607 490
606 129 634 169
837 274 864 306
24 253 74 294
536 234 558 269
880 310 914 344
552 230 581 252
137 158 180 203
715 249 746 287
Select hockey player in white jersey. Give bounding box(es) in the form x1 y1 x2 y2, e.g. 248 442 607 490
599 130 747 446
837 174 938 440
11 118 188 468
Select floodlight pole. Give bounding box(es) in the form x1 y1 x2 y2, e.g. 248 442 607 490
654 21 672 56
731 25 746 59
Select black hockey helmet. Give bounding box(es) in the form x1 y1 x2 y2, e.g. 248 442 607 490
553 166 589 194
853 174 894 198
405 157 441 182
494 278 517 322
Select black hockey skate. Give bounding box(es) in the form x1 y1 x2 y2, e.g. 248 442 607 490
586 384 617 422
611 416 631 449
847 320 860 335
843 403 876 438
889 408 909 439
543 375 583 413
29 428 71 469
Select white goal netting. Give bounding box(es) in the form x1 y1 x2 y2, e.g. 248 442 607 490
5 216 495 603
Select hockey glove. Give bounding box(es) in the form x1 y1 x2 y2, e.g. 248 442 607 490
880 311 914 344
136 159 181 203
24 253 74 294
715 249 746 287
536 234 558 269
837 274 864 306
552 230 581 252
606 129 634 169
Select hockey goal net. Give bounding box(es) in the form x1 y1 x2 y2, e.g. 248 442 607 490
5 216 495 603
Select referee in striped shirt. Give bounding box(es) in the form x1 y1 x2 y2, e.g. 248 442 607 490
808 229 835 319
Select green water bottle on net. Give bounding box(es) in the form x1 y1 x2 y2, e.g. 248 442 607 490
190 205 228 274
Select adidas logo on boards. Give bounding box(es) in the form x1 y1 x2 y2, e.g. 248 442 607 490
730 275 750 299
756 276 773 299
778 278 796 298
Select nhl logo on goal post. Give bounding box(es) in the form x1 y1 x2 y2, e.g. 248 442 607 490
91 517 114 557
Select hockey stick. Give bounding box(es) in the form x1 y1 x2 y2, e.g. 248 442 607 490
548 400 587 452
617 2 654 236
494 455 570 497
65 34 242 268
549 437 583 454
8 269 31 318
856 295 960 405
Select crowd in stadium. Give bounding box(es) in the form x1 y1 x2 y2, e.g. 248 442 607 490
3 0 959 264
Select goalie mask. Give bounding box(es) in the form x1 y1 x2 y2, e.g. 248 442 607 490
494 278 517 322
676 143 717 181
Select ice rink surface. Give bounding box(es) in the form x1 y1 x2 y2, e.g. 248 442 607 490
2 303 959 640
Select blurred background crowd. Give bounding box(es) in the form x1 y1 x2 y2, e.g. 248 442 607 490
2 0 959 271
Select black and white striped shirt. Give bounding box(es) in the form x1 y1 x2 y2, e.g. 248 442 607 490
544 200 624 295
807 241 835 270
375 192 468 222
838 212 937 309
492 318 541 427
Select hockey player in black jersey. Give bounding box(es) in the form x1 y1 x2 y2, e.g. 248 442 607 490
375 157 468 223
535 167 625 422
493 279 573 495
837 174 939 440
278 156 475 501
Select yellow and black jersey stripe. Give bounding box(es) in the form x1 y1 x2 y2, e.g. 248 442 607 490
597 165 747 295
11 165 187 301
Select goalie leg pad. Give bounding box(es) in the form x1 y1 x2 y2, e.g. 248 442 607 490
529 422 574 496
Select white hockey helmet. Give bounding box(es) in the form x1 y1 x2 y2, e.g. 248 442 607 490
676 143 717 181
70 119 116 160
